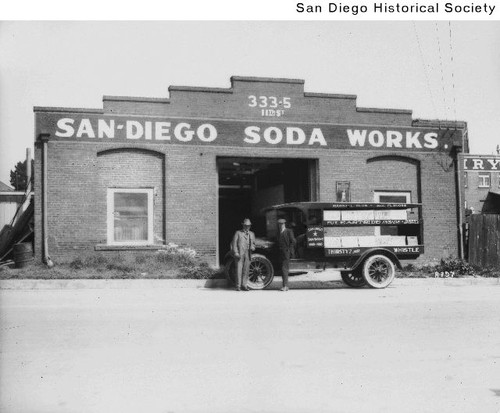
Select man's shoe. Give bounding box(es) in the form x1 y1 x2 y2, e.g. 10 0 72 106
242 286 250 291
280 286 289 291
235 287 241 291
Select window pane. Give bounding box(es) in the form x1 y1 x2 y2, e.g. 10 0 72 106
375 192 410 236
307 209 322 225
114 192 148 241
478 174 490 188
378 195 408 203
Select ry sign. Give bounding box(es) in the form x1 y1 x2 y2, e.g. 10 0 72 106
462 155 500 171
35 112 461 152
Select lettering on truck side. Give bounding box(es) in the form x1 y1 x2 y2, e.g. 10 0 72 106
393 247 420 253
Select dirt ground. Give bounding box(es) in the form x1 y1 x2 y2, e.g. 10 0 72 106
1 280 499 412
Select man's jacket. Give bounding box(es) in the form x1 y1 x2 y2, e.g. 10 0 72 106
278 228 296 260
231 230 256 258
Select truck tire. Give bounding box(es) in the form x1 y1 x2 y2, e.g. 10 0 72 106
225 254 274 290
341 270 366 287
362 254 396 288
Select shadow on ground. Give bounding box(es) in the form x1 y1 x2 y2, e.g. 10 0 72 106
203 275 353 290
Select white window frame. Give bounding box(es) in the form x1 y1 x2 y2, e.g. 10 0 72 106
373 191 411 236
478 173 491 188
107 188 154 245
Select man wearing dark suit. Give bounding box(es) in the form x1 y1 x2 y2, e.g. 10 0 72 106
231 218 256 291
277 218 296 291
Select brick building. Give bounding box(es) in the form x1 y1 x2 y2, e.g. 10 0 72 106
34 76 467 265
461 154 500 214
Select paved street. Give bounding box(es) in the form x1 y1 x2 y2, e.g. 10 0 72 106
1 280 500 413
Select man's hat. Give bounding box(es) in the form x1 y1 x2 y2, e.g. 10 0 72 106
277 218 286 224
242 218 252 225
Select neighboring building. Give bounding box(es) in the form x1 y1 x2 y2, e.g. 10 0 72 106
461 154 500 214
0 181 14 192
0 181 24 230
34 76 467 265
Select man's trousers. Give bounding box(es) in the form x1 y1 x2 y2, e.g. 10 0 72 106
235 253 250 288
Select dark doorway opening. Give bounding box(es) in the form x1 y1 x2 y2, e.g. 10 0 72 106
217 157 317 262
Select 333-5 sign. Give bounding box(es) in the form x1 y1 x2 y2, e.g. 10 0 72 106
248 95 291 109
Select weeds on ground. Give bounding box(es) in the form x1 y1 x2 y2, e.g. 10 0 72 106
399 256 499 278
0 243 224 280
475 266 500 278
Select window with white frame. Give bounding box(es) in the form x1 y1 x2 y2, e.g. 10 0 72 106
478 173 491 188
107 188 154 244
374 191 411 236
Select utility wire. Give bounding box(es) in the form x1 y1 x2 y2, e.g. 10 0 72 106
447 21 458 124
435 22 449 120
412 22 438 120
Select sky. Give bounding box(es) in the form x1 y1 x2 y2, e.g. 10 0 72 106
1 20 499 185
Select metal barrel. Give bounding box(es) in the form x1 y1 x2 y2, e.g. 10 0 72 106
13 242 34 268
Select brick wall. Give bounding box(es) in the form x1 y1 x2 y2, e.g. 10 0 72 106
97 148 165 242
317 149 457 264
464 171 500 213
34 76 462 266
34 140 459 265
103 77 414 126
164 147 217 257
34 142 100 261
34 143 42 258
420 153 459 261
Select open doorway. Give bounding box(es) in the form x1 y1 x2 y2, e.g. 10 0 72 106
217 157 317 261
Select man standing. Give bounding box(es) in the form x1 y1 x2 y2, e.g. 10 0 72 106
231 218 256 291
278 218 296 291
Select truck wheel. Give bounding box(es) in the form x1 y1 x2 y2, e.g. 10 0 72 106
224 254 274 290
341 270 366 287
362 255 396 288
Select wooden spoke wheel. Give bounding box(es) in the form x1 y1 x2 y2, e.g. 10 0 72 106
362 255 396 289
225 254 274 290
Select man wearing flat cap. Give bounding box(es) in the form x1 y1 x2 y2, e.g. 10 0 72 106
231 218 256 291
278 218 296 291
